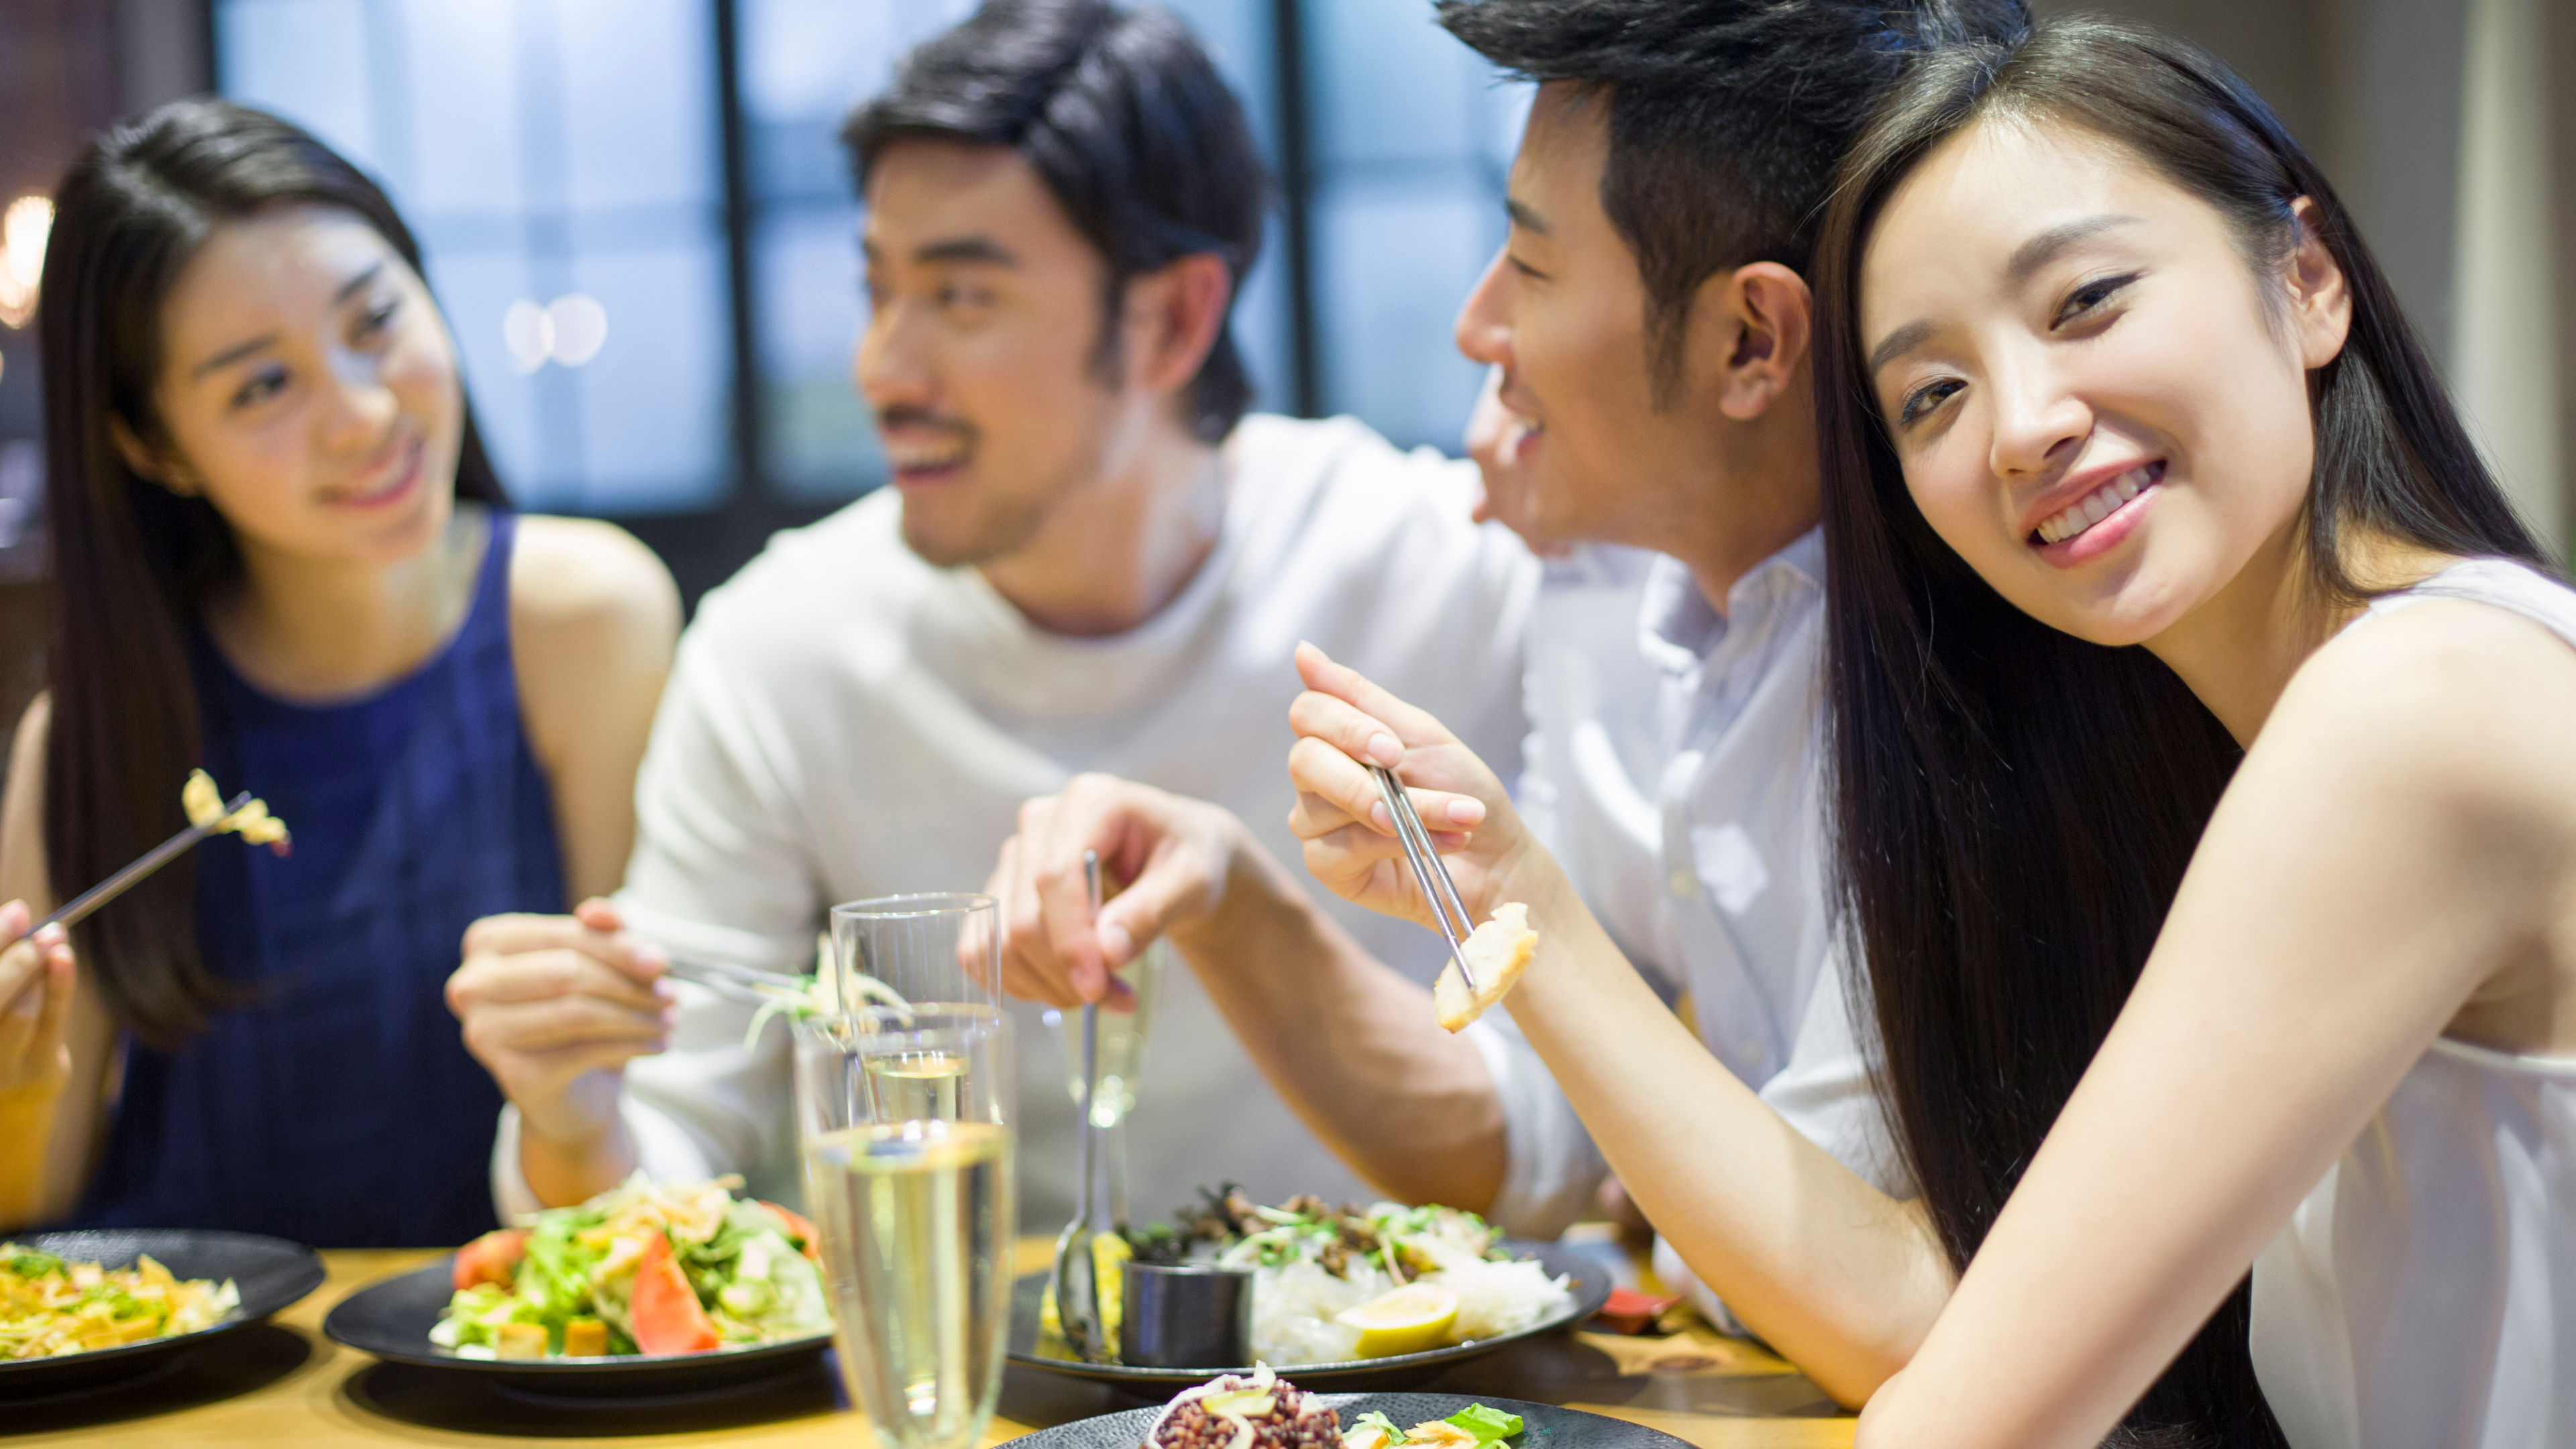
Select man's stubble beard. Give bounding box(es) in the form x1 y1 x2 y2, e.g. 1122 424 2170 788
898 486 1055 570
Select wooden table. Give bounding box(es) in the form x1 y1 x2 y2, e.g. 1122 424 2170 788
7 1242 1853 1448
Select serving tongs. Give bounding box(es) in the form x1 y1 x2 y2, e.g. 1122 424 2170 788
1369 765 1479 994
6 792 255 950
1051 849 1114 1362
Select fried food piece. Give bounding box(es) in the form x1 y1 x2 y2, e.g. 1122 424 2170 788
1432 902 1537 1032
561 1318 610 1357
495 1321 547 1360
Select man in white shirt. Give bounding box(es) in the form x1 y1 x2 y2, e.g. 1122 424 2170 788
443 0 1536 1228
983 0 2028 1288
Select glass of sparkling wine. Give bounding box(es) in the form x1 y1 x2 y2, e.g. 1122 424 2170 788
798 1017 1016 1449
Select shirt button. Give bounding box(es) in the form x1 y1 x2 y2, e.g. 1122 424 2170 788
1668 867 1698 900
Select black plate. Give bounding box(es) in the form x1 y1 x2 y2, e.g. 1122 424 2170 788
1008 1239 1611 1390
322 1256 832 1399
0 1228 325 1399
1000 1392 1688 1449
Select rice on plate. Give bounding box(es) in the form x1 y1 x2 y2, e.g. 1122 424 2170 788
1134 1189 1573 1366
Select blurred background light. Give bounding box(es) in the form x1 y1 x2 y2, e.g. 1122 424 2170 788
0 196 54 331
502 292 609 372
546 293 608 367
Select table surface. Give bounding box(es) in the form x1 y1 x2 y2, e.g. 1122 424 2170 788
6 1242 1854 1448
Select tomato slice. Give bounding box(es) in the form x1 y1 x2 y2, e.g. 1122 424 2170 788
629 1230 720 1355
760 1200 824 1264
451 1228 530 1292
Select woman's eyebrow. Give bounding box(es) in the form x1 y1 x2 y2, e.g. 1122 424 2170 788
1868 319 1935 380
189 262 392 381
333 260 387 303
192 334 276 380
2006 214 2141 284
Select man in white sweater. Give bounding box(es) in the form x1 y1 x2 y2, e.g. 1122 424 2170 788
443 0 1537 1228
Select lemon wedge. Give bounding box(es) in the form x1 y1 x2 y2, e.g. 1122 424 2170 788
1336 1282 1459 1358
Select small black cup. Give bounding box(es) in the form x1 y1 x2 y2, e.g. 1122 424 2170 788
1120 1263 1255 1367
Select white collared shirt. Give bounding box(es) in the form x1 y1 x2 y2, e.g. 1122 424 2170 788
1470 531 1908 1239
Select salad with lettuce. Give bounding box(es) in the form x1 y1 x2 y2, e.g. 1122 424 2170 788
431 1175 832 1360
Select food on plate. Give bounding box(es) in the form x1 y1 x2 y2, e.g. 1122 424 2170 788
1432 903 1536 1031
1144 1367 1340 1449
182 768 290 852
1335 1281 1457 1358
1122 1187 1572 1365
0 1242 240 1358
1342 1404 1525 1449
431 1175 831 1359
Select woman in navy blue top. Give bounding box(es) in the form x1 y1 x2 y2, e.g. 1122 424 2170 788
0 100 678 1246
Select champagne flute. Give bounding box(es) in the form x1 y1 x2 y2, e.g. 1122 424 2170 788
798 1014 1016 1449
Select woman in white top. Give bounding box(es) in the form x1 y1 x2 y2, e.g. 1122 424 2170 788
1285 15 2570 1449
1805 15 2575 1447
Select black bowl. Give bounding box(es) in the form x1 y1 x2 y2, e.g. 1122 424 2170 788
998 1392 1690 1449
322 1256 832 1399
1007 1238 1613 1391
0 1228 325 1399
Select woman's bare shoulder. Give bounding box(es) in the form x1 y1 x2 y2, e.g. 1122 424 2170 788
2266 595 2576 843
507 515 680 647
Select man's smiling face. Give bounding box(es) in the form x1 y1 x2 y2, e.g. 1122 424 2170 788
857 139 1130 568
1451 83 1737 551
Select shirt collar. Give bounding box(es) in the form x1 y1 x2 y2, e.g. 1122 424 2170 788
1635 525 1827 678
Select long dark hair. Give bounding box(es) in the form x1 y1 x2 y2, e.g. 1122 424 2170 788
38 99 510 1047
1813 17 2544 1445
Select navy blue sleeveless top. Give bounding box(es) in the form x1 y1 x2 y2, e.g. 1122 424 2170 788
73 511 566 1247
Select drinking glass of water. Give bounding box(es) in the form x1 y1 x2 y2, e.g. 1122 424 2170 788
826 894 1010 1129
798 1011 1016 1449
832 892 1002 1012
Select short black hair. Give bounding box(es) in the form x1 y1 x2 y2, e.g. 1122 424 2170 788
1437 0 2030 397
845 0 1269 443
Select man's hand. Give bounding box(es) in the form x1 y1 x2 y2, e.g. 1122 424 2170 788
0 902 72 1098
1287 642 1546 929
983 775 1249 1009
447 899 672 1151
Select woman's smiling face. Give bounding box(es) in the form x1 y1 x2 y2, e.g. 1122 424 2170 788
1858 117 2350 646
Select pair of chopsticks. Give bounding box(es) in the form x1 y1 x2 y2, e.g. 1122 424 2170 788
1368 765 1478 991
661 955 804 1006
5 792 254 950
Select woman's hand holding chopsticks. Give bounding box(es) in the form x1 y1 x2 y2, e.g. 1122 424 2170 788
1287 643 1561 933
0 900 74 1098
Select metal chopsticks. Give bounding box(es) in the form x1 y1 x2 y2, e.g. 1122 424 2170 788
662 955 804 1006
1368 765 1478 991
9 792 254 949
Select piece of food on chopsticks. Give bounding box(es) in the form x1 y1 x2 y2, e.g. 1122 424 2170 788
1342 1405 1525 1449
1432 902 1536 1032
1114 1187 1570 1366
181 768 290 853
1144 1368 1341 1449
738 951 916 1046
431 1175 830 1359
0 1242 240 1359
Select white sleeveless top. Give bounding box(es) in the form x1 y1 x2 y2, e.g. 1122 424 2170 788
2249 558 2576 1449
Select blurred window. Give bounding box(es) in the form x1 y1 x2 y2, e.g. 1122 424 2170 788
214 0 1526 523
217 0 732 514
